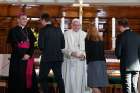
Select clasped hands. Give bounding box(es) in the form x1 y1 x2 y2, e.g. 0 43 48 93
71 52 85 61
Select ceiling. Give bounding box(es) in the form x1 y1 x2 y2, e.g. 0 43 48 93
0 0 140 6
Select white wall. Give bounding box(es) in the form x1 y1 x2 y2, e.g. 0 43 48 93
0 54 10 76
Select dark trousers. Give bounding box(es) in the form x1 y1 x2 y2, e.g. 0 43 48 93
39 61 65 93
121 71 139 93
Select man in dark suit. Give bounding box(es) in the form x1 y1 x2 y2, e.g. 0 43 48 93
38 13 65 93
115 19 140 93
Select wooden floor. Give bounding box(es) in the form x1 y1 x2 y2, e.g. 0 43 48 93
0 81 123 93
0 80 7 93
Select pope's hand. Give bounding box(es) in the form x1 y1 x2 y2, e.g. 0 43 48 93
79 54 86 61
71 52 79 58
71 52 85 60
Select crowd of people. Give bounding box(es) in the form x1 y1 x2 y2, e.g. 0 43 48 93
7 12 140 93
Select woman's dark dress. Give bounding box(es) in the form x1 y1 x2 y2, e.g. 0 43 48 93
85 38 109 87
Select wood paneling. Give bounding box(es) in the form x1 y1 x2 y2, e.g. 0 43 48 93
63 7 79 17
0 36 11 54
105 6 140 18
0 5 9 16
39 5 62 17
83 7 96 17
8 5 22 17
1 4 140 53
25 6 42 17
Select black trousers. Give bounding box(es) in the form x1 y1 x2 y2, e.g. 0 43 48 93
39 61 65 93
121 71 139 93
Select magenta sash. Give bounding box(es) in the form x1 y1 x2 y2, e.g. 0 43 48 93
26 57 34 88
18 41 34 88
18 41 30 48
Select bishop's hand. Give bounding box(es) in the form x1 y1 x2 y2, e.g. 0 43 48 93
22 54 30 61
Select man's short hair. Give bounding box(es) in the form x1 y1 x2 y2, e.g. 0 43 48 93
117 18 129 27
40 13 50 22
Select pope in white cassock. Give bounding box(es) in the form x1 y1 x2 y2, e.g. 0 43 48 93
62 18 87 93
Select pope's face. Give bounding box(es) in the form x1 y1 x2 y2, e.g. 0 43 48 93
71 22 81 32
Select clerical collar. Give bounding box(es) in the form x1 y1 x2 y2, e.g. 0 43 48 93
18 25 25 29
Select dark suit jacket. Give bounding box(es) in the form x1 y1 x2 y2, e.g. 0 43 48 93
38 24 65 62
115 29 140 71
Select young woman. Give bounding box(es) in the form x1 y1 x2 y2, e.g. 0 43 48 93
85 24 109 93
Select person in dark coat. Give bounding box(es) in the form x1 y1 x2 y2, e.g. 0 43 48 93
38 13 65 93
85 24 108 93
7 13 38 93
115 19 140 93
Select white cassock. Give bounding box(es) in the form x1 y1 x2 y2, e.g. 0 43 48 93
62 29 87 93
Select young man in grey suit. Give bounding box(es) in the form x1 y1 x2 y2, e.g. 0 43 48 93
115 19 140 93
